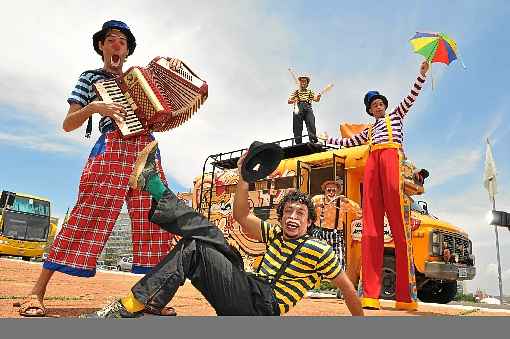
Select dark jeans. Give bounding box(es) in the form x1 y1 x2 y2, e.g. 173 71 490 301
293 101 317 144
131 190 279 316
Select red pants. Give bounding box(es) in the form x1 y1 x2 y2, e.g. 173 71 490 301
361 148 415 302
45 130 174 277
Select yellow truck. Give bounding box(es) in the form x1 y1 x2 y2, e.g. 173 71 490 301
188 129 476 304
0 190 58 261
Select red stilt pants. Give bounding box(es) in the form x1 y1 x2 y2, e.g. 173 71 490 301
361 148 415 303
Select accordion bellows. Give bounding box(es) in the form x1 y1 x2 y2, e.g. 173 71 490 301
94 56 208 137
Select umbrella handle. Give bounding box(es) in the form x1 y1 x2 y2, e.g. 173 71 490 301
428 60 434 91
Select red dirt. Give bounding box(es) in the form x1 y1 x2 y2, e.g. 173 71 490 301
0 258 506 317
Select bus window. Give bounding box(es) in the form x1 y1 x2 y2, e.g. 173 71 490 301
11 197 50 216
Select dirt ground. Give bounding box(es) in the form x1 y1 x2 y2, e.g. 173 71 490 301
1 258 508 318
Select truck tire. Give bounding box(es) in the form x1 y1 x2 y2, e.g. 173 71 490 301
22 256 31 262
418 280 457 304
117 265 122 271
380 255 396 300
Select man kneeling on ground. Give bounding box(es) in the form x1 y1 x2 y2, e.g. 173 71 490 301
82 141 363 317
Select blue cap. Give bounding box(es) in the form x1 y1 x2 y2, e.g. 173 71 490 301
364 90 388 115
93 20 136 56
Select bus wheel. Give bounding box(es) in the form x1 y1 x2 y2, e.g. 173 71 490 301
22 256 31 262
380 255 396 300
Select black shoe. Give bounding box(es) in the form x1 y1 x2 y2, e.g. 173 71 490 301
129 140 159 191
79 299 143 319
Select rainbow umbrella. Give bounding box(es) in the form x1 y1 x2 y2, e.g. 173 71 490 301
409 32 466 68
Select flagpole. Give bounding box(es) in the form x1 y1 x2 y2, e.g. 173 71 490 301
492 195 504 305
484 138 504 304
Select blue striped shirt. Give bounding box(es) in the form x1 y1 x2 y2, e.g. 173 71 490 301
67 69 116 133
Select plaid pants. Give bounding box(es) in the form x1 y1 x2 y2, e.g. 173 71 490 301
309 227 345 271
44 129 174 277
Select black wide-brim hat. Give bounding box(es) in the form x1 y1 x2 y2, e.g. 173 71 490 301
364 90 388 115
93 20 136 56
241 141 284 183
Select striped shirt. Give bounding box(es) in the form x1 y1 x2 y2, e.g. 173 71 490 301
289 88 316 104
257 221 342 314
67 69 117 133
327 74 426 147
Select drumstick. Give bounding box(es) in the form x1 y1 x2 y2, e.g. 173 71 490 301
319 83 334 96
288 68 300 114
288 67 300 87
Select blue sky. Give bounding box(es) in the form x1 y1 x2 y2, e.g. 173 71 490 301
0 0 508 294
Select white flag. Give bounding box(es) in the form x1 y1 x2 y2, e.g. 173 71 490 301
483 138 497 201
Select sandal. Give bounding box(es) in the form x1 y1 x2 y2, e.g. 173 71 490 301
143 305 177 316
16 296 47 317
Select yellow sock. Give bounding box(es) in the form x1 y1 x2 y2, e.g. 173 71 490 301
121 292 145 313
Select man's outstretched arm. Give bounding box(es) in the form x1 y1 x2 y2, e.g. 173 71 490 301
331 272 364 316
232 152 263 241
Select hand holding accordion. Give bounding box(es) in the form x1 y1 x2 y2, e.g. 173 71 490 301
94 56 208 138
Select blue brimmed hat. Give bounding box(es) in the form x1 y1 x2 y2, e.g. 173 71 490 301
93 20 136 56
364 91 388 115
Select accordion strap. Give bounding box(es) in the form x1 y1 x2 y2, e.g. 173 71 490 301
82 69 116 138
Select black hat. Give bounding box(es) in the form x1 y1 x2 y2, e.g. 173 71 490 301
364 90 388 116
241 141 284 183
93 20 136 56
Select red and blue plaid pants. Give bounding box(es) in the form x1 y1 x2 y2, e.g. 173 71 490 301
44 129 174 277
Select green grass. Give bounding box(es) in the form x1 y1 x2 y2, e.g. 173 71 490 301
0 295 83 301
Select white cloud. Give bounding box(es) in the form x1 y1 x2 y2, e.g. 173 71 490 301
423 149 482 188
0 132 78 154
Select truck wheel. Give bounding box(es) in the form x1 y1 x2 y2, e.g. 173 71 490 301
117 265 122 271
380 255 396 300
418 280 457 304
22 256 31 262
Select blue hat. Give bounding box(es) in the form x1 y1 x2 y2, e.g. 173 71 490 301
364 91 388 115
93 20 136 56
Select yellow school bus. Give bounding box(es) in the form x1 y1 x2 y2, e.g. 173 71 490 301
188 126 476 304
0 191 58 261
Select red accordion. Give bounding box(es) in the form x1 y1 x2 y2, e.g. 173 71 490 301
94 56 208 138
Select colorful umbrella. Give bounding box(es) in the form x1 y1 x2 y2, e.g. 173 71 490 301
409 32 466 68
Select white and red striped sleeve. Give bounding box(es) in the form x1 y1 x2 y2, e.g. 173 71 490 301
327 128 369 147
393 73 427 119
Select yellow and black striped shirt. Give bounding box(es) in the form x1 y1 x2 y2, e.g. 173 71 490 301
257 221 342 314
289 89 316 103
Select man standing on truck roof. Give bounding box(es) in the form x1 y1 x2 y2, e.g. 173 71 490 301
288 75 321 144
323 61 430 311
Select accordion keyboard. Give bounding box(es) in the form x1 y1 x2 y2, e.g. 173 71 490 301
95 80 144 137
